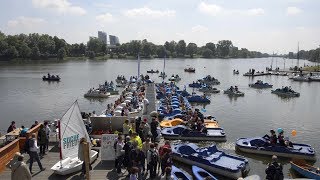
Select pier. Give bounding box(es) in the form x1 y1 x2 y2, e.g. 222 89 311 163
0 83 157 180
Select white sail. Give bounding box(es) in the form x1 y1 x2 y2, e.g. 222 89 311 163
60 101 90 159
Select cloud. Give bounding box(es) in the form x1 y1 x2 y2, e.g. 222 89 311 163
247 8 265 16
8 16 46 28
96 13 115 24
93 3 112 8
32 0 86 16
191 25 208 33
286 7 302 15
198 2 264 16
124 7 175 18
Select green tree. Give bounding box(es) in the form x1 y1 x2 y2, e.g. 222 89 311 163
127 40 141 56
79 43 86 55
217 40 233 57
205 43 216 56
5 46 19 58
31 46 40 60
57 47 66 60
19 43 31 58
0 40 8 56
87 37 104 54
186 43 197 58
176 40 186 57
156 45 169 58
164 41 176 56
202 48 213 58
86 51 95 59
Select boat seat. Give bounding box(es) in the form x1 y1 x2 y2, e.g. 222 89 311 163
208 152 224 162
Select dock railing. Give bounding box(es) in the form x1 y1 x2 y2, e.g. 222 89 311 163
0 123 42 173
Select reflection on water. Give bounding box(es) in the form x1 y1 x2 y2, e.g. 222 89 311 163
0 57 319 178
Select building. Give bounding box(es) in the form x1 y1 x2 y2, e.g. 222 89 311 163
109 35 120 46
98 31 107 44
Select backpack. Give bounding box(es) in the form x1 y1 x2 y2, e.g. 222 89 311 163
24 138 31 154
273 163 284 180
149 150 158 165
266 163 283 180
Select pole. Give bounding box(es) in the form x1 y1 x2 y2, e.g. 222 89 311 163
137 54 140 81
58 120 63 168
83 142 90 180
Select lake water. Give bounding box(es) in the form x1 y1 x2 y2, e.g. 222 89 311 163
0 58 319 178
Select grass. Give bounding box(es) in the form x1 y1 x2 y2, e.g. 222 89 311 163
303 65 320 72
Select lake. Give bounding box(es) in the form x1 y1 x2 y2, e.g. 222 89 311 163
0 57 319 178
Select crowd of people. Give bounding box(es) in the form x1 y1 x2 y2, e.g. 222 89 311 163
112 116 174 180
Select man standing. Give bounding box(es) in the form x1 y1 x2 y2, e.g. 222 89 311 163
147 143 159 179
150 118 159 143
28 133 45 173
115 136 125 174
44 122 51 151
38 124 47 156
265 155 284 180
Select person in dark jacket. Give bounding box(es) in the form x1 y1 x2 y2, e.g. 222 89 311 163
7 121 16 133
265 155 284 180
150 118 159 142
38 124 47 156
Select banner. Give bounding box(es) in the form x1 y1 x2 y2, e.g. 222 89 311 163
100 134 118 161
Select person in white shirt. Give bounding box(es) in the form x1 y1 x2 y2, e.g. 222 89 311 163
116 136 125 174
44 122 51 151
28 133 45 173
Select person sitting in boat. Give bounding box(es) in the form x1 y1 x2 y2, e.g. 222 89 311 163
51 75 55 78
278 130 286 146
229 86 234 91
235 86 239 92
264 129 277 146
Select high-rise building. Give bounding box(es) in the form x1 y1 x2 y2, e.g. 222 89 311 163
109 35 120 46
98 31 107 44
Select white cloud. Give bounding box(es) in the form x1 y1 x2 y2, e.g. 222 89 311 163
8 16 46 28
286 7 302 15
198 2 223 16
96 13 115 24
191 25 208 33
124 7 175 18
32 0 86 16
247 8 265 16
198 2 264 16
93 3 112 8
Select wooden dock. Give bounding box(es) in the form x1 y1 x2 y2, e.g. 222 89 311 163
0 83 158 180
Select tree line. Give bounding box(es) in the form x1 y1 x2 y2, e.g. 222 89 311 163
287 48 320 62
0 31 269 60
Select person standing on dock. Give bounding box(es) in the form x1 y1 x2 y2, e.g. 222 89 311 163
265 155 283 180
7 121 16 133
38 124 47 156
143 97 149 115
28 133 45 173
11 154 32 180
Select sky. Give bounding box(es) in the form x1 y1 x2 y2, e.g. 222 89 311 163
0 0 319 54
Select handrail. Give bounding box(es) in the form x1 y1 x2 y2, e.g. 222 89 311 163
0 123 43 173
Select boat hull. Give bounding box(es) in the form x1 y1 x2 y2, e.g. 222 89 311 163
290 161 320 179
43 77 60 81
162 134 226 142
271 91 300 97
173 155 248 179
249 84 273 88
192 165 217 180
236 146 316 161
236 137 316 161
51 150 98 175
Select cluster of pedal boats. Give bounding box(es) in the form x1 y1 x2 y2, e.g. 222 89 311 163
84 81 119 98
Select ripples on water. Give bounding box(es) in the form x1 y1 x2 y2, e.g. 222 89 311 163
0 58 319 177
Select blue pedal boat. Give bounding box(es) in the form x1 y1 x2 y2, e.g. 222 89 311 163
161 125 226 142
236 137 316 161
171 165 192 180
192 165 217 180
172 143 250 179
